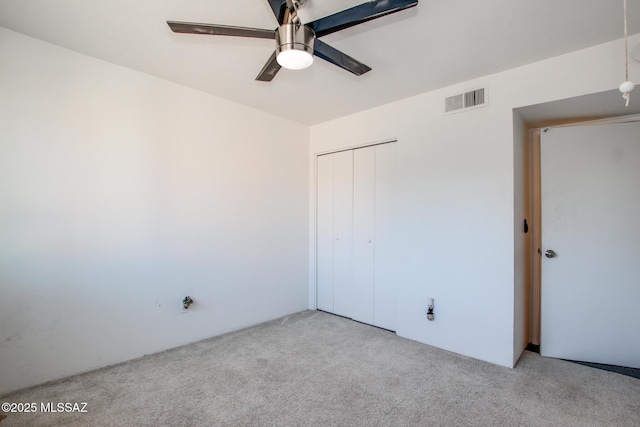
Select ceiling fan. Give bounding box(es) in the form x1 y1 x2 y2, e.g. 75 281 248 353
167 0 419 82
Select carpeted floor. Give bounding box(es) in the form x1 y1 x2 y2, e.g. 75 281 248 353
1 310 639 426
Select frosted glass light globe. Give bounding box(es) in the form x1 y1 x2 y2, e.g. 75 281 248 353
276 49 314 70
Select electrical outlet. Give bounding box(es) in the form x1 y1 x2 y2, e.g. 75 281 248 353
181 296 194 314
427 298 435 321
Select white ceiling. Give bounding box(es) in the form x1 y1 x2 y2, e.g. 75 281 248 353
1 0 639 125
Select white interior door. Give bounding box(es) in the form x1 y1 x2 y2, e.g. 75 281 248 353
540 121 640 368
373 143 398 331
332 150 354 318
352 147 375 324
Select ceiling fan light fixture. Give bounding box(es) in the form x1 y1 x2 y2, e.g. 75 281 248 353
167 0 419 81
276 24 315 70
277 48 314 70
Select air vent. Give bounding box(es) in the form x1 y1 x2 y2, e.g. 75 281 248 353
445 94 463 112
444 88 487 113
465 88 485 107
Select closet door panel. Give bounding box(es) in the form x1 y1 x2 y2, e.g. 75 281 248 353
316 154 334 312
332 150 354 318
352 147 375 325
374 143 398 330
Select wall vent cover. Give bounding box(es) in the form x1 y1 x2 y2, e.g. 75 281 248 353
445 94 464 112
445 88 487 113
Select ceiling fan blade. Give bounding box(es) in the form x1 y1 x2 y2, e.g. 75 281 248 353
167 21 275 39
266 0 288 25
306 0 418 38
255 51 282 82
313 39 371 76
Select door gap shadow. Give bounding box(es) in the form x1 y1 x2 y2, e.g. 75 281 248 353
527 343 639 379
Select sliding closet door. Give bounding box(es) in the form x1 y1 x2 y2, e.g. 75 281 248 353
351 146 375 324
316 154 334 312
332 150 354 317
373 143 397 330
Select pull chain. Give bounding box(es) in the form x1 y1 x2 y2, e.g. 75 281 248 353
625 0 629 81
620 0 635 106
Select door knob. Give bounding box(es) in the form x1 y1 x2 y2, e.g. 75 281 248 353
544 249 557 258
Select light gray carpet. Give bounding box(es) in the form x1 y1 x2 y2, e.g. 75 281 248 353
1 310 639 426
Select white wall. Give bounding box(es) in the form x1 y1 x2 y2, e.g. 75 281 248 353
0 28 309 395
309 35 640 367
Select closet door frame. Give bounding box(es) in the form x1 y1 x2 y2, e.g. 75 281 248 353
313 139 398 315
